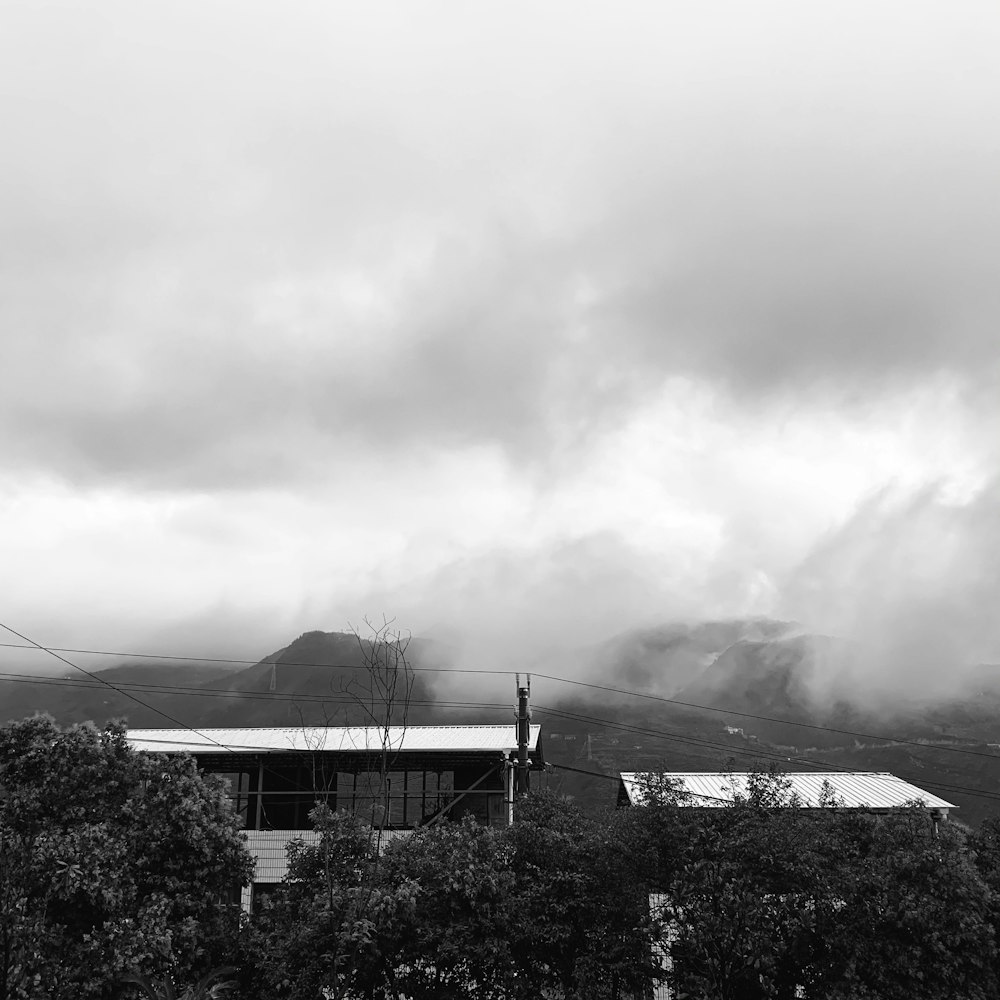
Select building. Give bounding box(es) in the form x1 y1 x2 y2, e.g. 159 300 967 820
127 724 543 909
617 771 956 817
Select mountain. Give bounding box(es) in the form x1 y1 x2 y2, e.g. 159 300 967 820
0 659 240 729
0 630 456 730
578 618 796 698
4 621 1000 826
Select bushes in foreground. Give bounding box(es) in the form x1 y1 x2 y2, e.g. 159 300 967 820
0 716 253 1000
239 782 1000 1000
3 716 997 1000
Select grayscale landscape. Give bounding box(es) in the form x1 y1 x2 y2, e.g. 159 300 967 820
3 2 1000 997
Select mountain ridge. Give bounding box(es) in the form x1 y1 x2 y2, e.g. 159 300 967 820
4 620 1000 825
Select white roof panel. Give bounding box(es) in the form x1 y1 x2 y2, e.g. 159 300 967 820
127 724 540 755
619 772 955 811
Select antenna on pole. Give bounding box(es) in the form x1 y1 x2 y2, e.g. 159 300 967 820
515 676 531 797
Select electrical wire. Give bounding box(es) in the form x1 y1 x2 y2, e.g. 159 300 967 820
2 638 997 763
534 702 1000 805
0 622 237 753
7 669 992 807
0 641 512 676
4 634 1000 807
0 669 510 711
0 626 507 817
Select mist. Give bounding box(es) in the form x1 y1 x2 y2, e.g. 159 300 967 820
784 481 1000 705
2 2 1000 718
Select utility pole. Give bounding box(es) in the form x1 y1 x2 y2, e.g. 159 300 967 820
515 675 531 796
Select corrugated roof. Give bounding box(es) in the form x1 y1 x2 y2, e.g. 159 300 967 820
619 772 956 810
126 724 540 755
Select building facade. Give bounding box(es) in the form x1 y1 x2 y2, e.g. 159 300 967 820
127 724 543 909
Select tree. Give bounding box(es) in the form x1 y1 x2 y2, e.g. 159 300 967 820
0 716 253 1000
237 805 418 1000
295 617 417 843
649 771 998 1000
656 802 833 999
242 793 660 1000
503 791 657 1000
971 813 1000 987
815 808 996 1000
378 817 515 999
344 615 417 850
122 967 237 1000
240 617 423 1000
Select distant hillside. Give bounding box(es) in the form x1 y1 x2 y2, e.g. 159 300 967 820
165 630 447 728
0 659 241 728
5 620 1000 826
0 630 450 730
577 618 796 698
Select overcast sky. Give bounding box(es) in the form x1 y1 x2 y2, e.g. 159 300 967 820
3 2 999 685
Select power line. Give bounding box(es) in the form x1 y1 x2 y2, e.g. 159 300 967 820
4 636 1000 808
0 628 529 834
0 623 236 754
547 763 737 807
534 702 1000 805
9 667 994 807
0 627 488 816
0 669 511 712
529 672 1000 762
2 638 997 763
6 657 997 781
0 642 512 676
0 665 854 786
548 761 620 783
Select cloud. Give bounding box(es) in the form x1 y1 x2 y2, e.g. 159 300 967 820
3 2 1000 492
782 480 1000 701
3 0 1000 702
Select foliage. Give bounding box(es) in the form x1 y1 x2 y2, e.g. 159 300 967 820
379 817 514 999
654 771 998 1000
654 777 829 999
0 716 253 1000
503 791 656 1000
970 813 1000 986
122 966 236 1000
240 794 659 1000
220 759 1000 1000
237 805 418 1000
816 809 995 1000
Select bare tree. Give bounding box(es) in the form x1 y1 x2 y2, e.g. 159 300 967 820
284 615 417 842
344 615 416 851
271 617 419 1000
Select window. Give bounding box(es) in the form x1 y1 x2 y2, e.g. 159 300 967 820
335 769 455 828
215 771 251 828
259 764 321 830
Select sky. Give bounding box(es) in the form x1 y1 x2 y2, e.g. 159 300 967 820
2 2 1000 691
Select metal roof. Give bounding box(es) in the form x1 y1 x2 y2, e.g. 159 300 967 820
126 724 541 755
619 772 956 811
